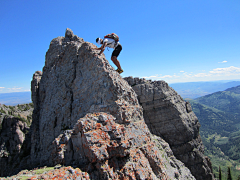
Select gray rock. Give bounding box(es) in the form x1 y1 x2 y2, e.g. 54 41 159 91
0 116 29 176
124 76 214 180
48 112 196 179
29 29 143 168
65 28 74 39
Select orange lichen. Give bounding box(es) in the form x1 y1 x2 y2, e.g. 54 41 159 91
96 123 102 129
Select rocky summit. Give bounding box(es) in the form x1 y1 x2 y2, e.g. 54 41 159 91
0 28 214 179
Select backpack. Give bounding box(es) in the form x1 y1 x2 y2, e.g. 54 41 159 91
104 33 119 42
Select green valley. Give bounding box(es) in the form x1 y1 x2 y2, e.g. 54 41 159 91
187 85 240 179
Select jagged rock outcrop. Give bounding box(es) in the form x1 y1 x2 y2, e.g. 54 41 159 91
0 28 212 179
0 103 33 176
48 112 195 179
124 77 214 180
0 116 29 155
29 28 144 168
27 28 195 179
0 116 30 176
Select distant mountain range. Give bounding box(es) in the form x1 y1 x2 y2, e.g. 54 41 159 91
1 80 240 105
170 80 240 98
0 92 31 105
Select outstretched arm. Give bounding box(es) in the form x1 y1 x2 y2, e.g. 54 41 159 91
93 42 107 55
99 42 107 55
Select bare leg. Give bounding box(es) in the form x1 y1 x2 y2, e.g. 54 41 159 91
111 56 122 70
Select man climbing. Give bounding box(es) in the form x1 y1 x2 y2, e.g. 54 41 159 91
93 34 123 74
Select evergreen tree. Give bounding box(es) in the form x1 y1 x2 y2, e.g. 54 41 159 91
219 166 222 180
227 167 232 180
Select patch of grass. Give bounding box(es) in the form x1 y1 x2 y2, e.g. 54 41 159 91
34 167 55 174
0 167 56 179
17 175 31 180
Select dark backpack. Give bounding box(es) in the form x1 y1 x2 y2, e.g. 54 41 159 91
104 33 119 42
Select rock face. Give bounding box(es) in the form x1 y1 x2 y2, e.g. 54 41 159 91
124 77 214 180
0 103 33 176
29 28 144 168
48 112 195 179
0 28 213 179
0 116 29 176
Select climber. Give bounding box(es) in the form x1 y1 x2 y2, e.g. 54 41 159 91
93 36 123 74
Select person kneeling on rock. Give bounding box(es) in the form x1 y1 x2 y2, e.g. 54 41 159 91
93 35 123 74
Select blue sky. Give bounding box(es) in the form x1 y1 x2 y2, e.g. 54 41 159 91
1 0 240 93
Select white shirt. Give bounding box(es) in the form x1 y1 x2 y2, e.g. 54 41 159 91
103 38 120 49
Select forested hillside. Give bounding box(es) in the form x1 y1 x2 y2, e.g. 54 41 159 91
196 85 240 116
188 85 240 179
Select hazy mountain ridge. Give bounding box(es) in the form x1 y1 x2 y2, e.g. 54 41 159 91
0 92 31 106
170 80 240 99
225 85 240 94
1 82 240 106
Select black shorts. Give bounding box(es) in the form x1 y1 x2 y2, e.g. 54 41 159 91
112 44 122 58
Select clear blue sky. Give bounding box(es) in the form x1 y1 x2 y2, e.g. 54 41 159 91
1 0 240 93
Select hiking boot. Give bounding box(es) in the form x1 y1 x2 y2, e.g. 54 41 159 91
116 69 124 74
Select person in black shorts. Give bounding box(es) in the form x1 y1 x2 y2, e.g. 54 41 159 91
93 37 123 74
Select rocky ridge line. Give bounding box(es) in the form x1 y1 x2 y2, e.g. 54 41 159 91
0 28 213 179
